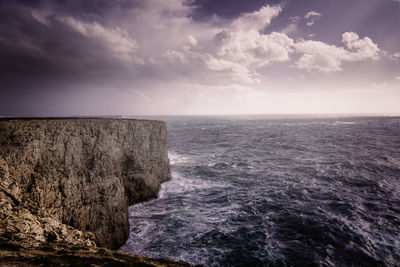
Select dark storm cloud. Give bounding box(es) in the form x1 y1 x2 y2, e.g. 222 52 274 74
43 0 138 16
190 0 282 20
0 3 141 92
0 0 216 96
0 0 139 18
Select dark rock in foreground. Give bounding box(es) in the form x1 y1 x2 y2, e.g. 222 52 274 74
0 237 192 266
0 118 188 266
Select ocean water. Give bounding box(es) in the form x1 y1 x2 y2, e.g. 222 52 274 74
120 115 400 266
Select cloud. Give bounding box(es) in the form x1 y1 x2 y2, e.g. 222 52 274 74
192 5 293 83
0 1 383 84
371 82 387 89
294 32 380 72
0 0 387 113
0 0 397 117
60 17 138 59
295 52 343 73
294 40 347 72
215 31 292 68
131 3 292 84
204 56 257 83
0 0 199 93
282 16 301 35
290 16 301 23
304 10 322 19
163 50 187 64
0 2 152 94
304 10 322 27
231 5 281 31
306 21 315 27
342 32 380 60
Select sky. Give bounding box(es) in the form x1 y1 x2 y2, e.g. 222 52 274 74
0 0 399 116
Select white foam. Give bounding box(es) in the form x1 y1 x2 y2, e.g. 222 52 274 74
332 121 356 125
164 151 226 198
158 171 226 199
168 151 191 165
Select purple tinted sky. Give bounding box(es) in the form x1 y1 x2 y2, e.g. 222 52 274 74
0 0 399 116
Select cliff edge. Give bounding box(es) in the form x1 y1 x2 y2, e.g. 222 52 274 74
0 118 185 266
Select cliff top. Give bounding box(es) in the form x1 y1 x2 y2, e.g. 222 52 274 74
0 117 163 123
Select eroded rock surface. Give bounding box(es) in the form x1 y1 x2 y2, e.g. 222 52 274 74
0 118 171 250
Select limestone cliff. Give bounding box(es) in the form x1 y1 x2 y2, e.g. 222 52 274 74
0 118 172 252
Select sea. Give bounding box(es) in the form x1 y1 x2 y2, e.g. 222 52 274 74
120 115 400 266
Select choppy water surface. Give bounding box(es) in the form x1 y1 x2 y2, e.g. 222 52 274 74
121 116 400 266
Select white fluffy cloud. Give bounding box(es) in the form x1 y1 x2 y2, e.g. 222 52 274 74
205 56 257 83
342 32 380 60
215 31 292 69
294 32 380 72
200 5 294 82
231 5 281 31
127 3 292 83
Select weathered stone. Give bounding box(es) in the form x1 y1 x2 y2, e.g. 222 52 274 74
0 118 171 249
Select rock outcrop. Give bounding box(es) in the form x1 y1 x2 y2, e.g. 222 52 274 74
0 118 172 254
0 239 192 266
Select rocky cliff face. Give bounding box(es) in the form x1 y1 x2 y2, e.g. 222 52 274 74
0 118 171 250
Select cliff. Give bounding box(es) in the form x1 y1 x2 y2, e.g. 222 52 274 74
0 118 187 266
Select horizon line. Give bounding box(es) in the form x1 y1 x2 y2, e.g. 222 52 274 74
1 112 399 119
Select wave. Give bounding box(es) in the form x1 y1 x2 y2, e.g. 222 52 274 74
168 151 191 165
159 170 228 199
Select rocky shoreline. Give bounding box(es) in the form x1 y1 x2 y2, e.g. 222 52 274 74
0 118 191 266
